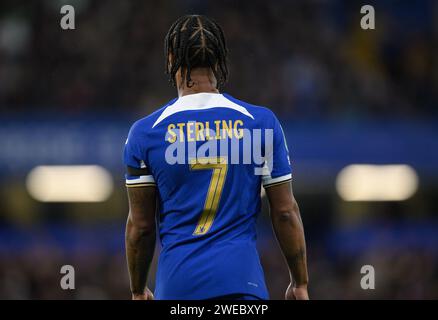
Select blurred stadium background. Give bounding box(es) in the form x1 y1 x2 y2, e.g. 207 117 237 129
0 0 437 299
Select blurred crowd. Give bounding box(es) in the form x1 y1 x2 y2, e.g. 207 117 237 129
0 231 436 299
0 0 437 119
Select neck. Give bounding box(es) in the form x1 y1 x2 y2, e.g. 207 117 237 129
177 68 219 97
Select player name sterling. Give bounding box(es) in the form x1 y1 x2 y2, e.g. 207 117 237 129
167 119 244 142
165 119 275 175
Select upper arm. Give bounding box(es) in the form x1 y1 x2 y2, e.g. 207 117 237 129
124 121 157 229
265 181 299 215
262 111 292 188
127 187 157 231
124 121 157 188
262 112 298 214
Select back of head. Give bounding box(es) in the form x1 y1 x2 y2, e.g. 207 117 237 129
164 15 229 90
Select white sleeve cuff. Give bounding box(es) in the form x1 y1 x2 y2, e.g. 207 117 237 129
262 173 292 188
126 175 156 187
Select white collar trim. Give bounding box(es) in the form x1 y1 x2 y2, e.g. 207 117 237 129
152 93 254 128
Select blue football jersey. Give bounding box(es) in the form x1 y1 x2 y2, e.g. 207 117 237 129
124 92 291 300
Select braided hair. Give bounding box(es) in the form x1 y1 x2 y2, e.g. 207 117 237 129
164 15 229 90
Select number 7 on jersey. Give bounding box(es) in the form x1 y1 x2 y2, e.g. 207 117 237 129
189 157 228 236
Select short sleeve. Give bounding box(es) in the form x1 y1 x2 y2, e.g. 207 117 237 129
123 122 156 188
262 113 292 188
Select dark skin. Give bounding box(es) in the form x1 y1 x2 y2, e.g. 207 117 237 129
125 66 309 300
125 186 156 300
265 182 309 300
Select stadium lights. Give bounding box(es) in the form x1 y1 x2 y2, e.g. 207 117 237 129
26 165 113 202
336 164 418 201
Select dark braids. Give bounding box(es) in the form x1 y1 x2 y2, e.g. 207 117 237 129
164 15 229 90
